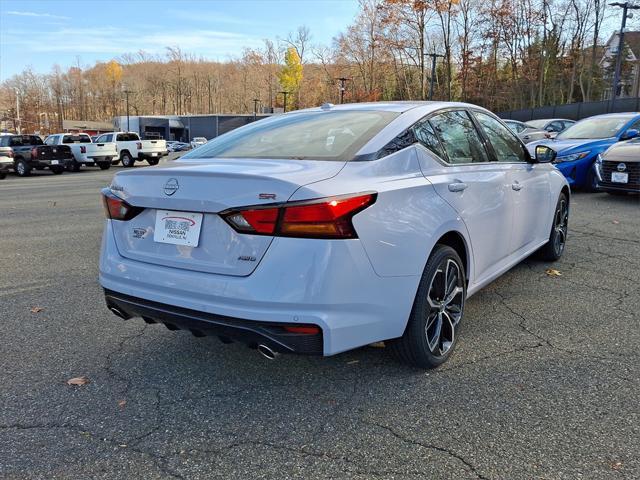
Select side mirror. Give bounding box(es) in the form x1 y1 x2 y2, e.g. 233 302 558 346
545 126 555 132
534 145 557 163
621 129 639 140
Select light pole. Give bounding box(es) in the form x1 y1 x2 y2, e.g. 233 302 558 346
15 89 21 134
336 77 351 104
122 85 133 131
425 51 445 101
278 91 289 113
610 2 640 110
253 98 260 120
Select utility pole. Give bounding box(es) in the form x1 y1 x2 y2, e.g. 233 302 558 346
253 98 260 120
425 52 445 101
336 77 350 104
279 91 289 113
122 86 133 131
610 2 640 110
15 89 20 134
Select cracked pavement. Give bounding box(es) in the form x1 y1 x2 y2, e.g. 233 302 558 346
1 167 638 479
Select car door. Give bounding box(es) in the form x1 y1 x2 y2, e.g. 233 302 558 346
473 111 550 254
415 109 513 282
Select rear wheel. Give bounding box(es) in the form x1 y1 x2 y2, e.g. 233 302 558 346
0 172 6 180
51 166 64 175
585 167 598 192
67 159 81 172
15 159 31 177
388 245 466 369
121 152 135 168
539 192 568 261
97 162 111 170
147 158 160 166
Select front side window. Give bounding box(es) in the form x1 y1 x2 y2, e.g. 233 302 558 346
184 111 399 161
429 110 489 164
474 111 527 163
44 136 57 145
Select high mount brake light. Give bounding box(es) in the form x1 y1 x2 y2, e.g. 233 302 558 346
101 189 143 221
222 193 376 239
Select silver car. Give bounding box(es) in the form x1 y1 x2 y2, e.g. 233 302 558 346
100 102 569 369
526 119 576 139
503 120 548 144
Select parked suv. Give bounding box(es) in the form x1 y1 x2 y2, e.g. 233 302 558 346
0 146 13 179
44 133 117 171
0 134 72 176
95 132 167 167
100 102 569 369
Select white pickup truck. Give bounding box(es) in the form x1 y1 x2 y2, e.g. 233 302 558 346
95 132 168 167
44 133 117 171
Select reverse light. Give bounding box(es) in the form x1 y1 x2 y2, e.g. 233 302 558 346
222 193 376 239
101 189 143 221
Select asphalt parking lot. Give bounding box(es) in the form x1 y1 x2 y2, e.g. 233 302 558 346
1 165 638 480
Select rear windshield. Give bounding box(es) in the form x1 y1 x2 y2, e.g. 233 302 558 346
183 111 399 161
8 135 43 146
63 135 91 143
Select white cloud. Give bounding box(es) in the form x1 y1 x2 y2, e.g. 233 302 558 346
6 11 70 20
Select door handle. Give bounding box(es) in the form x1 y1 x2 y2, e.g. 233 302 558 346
512 182 523 191
448 182 468 192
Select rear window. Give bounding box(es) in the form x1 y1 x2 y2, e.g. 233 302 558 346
183 111 399 161
116 133 140 141
62 135 91 144
9 135 43 146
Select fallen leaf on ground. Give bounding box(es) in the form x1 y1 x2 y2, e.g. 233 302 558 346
30 306 44 313
118 399 127 408
369 341 386 348
612 220 620 225
67 376 90 386
545 268 562 277
611 461 623 470
347 360 359 365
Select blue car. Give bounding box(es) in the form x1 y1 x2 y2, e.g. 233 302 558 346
527 113 640 190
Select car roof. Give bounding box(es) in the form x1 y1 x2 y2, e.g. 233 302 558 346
586 112 640 119
297 101 491 114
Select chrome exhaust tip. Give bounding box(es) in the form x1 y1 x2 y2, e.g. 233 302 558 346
257 344 279 360
109 306 126 319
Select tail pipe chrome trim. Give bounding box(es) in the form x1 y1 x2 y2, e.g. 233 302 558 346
257 344 280 360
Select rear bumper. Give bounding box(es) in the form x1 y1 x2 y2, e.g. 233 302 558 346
138 151 168 160
105 289 323 354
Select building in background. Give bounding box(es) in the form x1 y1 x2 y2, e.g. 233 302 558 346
600 31 640 100
113 114 272 141
62 120 114 136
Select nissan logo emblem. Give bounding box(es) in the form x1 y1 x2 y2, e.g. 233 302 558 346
164 178 179 196
617 162 627 172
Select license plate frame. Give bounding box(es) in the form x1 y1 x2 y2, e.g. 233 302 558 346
611 172 628 183
153 210 203 247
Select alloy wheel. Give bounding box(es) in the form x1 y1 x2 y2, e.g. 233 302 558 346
425 258 464 356
553 198 568 255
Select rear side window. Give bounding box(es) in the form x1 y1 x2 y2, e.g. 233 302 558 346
474 111 527 163
429 111 489 164
412 120 446 160
45 136 57 145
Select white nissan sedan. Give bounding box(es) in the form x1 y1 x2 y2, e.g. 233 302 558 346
100 102 569 368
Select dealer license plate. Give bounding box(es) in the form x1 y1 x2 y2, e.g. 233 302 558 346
153 210 203 247
611 172 628 183
51 160 59 165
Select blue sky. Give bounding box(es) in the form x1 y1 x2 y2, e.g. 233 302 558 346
0 0 359 80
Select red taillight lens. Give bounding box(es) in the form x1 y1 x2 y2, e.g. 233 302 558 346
222 193 376 239
101 189 143 221
136 142 142 149
31 147 38 159
282 325 321 335
80 146 86 153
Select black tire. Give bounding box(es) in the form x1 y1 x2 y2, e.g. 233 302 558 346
67 159 81 172
15 159 31 177
112 159 121 165
388 245 466 369
539 192 569 261
147 158 160 166
0 172 6 180
120 152 135 168
585 167 598 192
51 166 64 175
97 162 111 170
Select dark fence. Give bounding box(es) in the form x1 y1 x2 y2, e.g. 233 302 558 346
498 97 640 121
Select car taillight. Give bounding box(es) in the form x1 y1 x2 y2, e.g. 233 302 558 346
31 147 38 159
80 146 86 153
222 193 376 239
283 325 321 335
136 142 142 149
101 189 143 221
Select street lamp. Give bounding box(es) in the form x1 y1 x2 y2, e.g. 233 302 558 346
252 98 261 119
278 91 289 113
425 51 445 101
609 2 640 109
335 77 351 104
15 89 21 134
122 85 133 132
